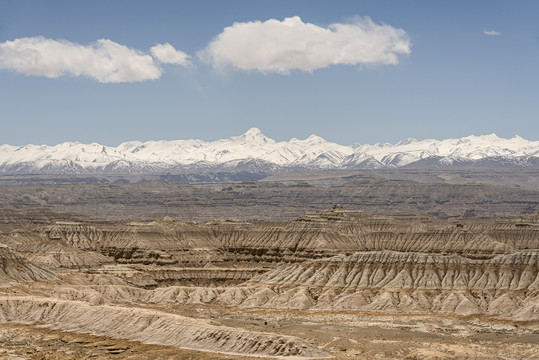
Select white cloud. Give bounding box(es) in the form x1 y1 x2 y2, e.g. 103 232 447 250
483 29 502 36
199 16 411 74
0 37 165 83
150 43 190 65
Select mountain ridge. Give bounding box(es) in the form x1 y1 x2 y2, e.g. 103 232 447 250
1 128 538 174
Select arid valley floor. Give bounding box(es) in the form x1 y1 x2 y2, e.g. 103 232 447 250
0 170 537 359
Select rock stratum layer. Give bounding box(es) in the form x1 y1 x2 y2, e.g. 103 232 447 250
0 244 58 285
244 251 539 319
0 206 537 359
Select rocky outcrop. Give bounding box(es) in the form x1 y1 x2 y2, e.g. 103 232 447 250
3 230 112 269
4 207 537 269
20 251 537 321
43 223 103 250
0 244 58 285
242 251 539 320
144 267 268 286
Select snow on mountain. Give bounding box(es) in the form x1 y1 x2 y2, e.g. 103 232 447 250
0 129 537 174
353 133 538 168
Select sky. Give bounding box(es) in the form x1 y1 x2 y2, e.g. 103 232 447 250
0 0 538 146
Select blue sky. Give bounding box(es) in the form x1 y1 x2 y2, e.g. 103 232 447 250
0 0 537 145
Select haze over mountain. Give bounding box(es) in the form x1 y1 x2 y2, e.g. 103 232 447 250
0 128 537 175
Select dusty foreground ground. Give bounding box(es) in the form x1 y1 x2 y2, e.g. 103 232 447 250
0 204 537 359
0 311 537 360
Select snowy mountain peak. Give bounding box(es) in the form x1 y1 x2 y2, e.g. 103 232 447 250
233 127 274 145
0 131 537 175
305 134 326 144
244 127 263 136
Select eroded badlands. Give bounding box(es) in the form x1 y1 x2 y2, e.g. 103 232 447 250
0 206 537 359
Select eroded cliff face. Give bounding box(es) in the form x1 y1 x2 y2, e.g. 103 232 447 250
241 251 539 319
22 206 537 265
0 207 537 358
0 244 58 284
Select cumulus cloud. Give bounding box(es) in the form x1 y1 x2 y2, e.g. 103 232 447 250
483 29 502 36
0 37 189 83
199 16 411 74
150 43 190 65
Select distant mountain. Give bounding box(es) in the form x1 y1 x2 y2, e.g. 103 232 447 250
0 129 537 175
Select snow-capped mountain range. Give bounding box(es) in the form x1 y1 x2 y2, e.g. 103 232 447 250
0 128 538 174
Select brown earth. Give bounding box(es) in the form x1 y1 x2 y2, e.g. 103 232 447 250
0 202 537 359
